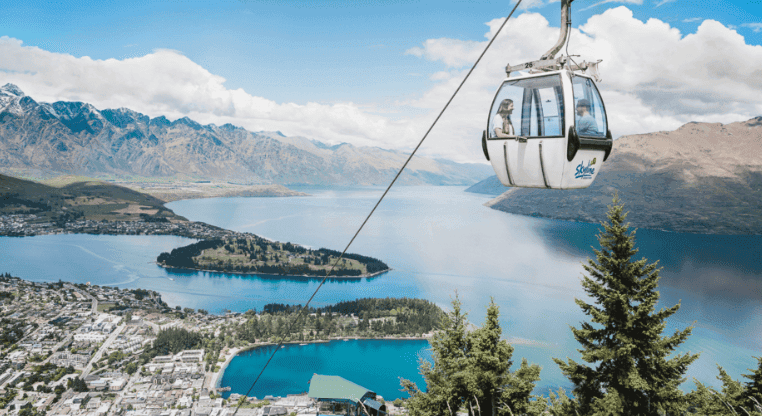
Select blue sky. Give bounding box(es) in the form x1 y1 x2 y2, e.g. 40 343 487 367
1 0 761 161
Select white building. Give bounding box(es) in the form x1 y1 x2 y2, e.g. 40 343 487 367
74 332 107 343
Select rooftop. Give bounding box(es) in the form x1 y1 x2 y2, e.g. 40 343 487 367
308 374 374 404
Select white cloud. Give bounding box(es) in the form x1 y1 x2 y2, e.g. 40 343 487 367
1 7 761 165
683 17 701 23
654 0 675 7
742 23 762 33
406 38 484 69
0 36 418 150
579 0 642 12
400 7 762 162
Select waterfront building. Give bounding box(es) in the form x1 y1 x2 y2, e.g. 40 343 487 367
308 374 387 416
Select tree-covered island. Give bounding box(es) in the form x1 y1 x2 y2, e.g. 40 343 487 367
157 236 390 277
1 173 392 278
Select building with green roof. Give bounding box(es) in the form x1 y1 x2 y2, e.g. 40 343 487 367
308 374 387 416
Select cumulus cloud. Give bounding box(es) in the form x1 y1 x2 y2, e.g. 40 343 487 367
402 7 762 161
0 36 418 150
1 8 761 164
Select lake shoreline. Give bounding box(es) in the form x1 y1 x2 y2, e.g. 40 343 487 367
215 336 433 392
157 262 392 280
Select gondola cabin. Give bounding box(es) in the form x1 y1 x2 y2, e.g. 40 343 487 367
481 68 612 189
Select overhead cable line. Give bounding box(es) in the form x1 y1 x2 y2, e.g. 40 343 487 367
232 1 524 413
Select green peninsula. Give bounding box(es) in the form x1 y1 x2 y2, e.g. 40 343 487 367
157 236 390 278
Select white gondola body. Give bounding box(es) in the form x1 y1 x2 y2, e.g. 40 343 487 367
484 69 611 189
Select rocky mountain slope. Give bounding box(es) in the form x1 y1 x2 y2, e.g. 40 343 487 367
0 84 491 186
471 117 762 235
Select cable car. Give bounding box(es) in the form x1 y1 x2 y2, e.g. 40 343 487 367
481 0 612 189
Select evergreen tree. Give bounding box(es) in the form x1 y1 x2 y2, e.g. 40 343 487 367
553 195 698 415
716 366 745 413
500 359 546 416
742 357 762 414
401 296 470 416
684 364 762 416
686 367 742 416
401 296 543 416
686 381 725 415
466 299 513 416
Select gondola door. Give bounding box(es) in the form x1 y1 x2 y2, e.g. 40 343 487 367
485 73 567 188
559 74 611 188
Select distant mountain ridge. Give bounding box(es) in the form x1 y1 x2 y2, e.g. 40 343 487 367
470 117 762 235
0 84 491 186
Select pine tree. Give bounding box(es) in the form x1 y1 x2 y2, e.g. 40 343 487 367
717 366 745 413
685 364 762 416
466 299 514 416
742 357 762 414
401 296 543 416
686 380 726 415
553 195 699 415
401 295 470 416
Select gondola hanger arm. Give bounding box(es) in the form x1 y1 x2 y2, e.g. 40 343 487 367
541 0 574 61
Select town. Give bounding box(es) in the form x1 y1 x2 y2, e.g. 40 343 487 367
0 214 231 240
0 274 422 416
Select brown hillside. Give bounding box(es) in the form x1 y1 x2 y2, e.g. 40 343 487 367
484 117 762 235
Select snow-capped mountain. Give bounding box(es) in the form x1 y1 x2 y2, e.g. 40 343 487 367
0 84 491 185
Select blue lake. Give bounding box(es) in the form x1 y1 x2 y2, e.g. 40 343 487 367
1 186 760 396
220 339 432 400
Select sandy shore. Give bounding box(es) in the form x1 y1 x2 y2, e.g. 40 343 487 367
211 347 241 390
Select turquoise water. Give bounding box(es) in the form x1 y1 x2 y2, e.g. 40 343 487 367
220 339 432 400
1 186 760 395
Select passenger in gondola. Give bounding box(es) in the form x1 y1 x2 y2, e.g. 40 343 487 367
493 99 516 138
575 99 599 135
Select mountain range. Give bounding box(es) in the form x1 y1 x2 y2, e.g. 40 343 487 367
469 117 762 235
0 84 491 186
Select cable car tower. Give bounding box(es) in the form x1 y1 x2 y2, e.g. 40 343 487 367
481 0 612 189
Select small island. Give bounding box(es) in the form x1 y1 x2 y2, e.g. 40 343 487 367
157 236 390 278
1 173 392 278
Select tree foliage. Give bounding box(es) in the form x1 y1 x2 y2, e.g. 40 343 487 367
68 377 88 392
237 298 443 343
401 296 544 416
155 237 389 277
156 239 224 268
553 195 698 415
743 357 762 413
685 361 762 415
148 327 203 357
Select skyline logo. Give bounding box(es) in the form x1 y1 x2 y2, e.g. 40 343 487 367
575 160 596 179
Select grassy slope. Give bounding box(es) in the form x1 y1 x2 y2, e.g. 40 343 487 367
0 173 186 222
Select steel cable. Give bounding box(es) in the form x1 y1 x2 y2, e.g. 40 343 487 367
231 1 524 413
